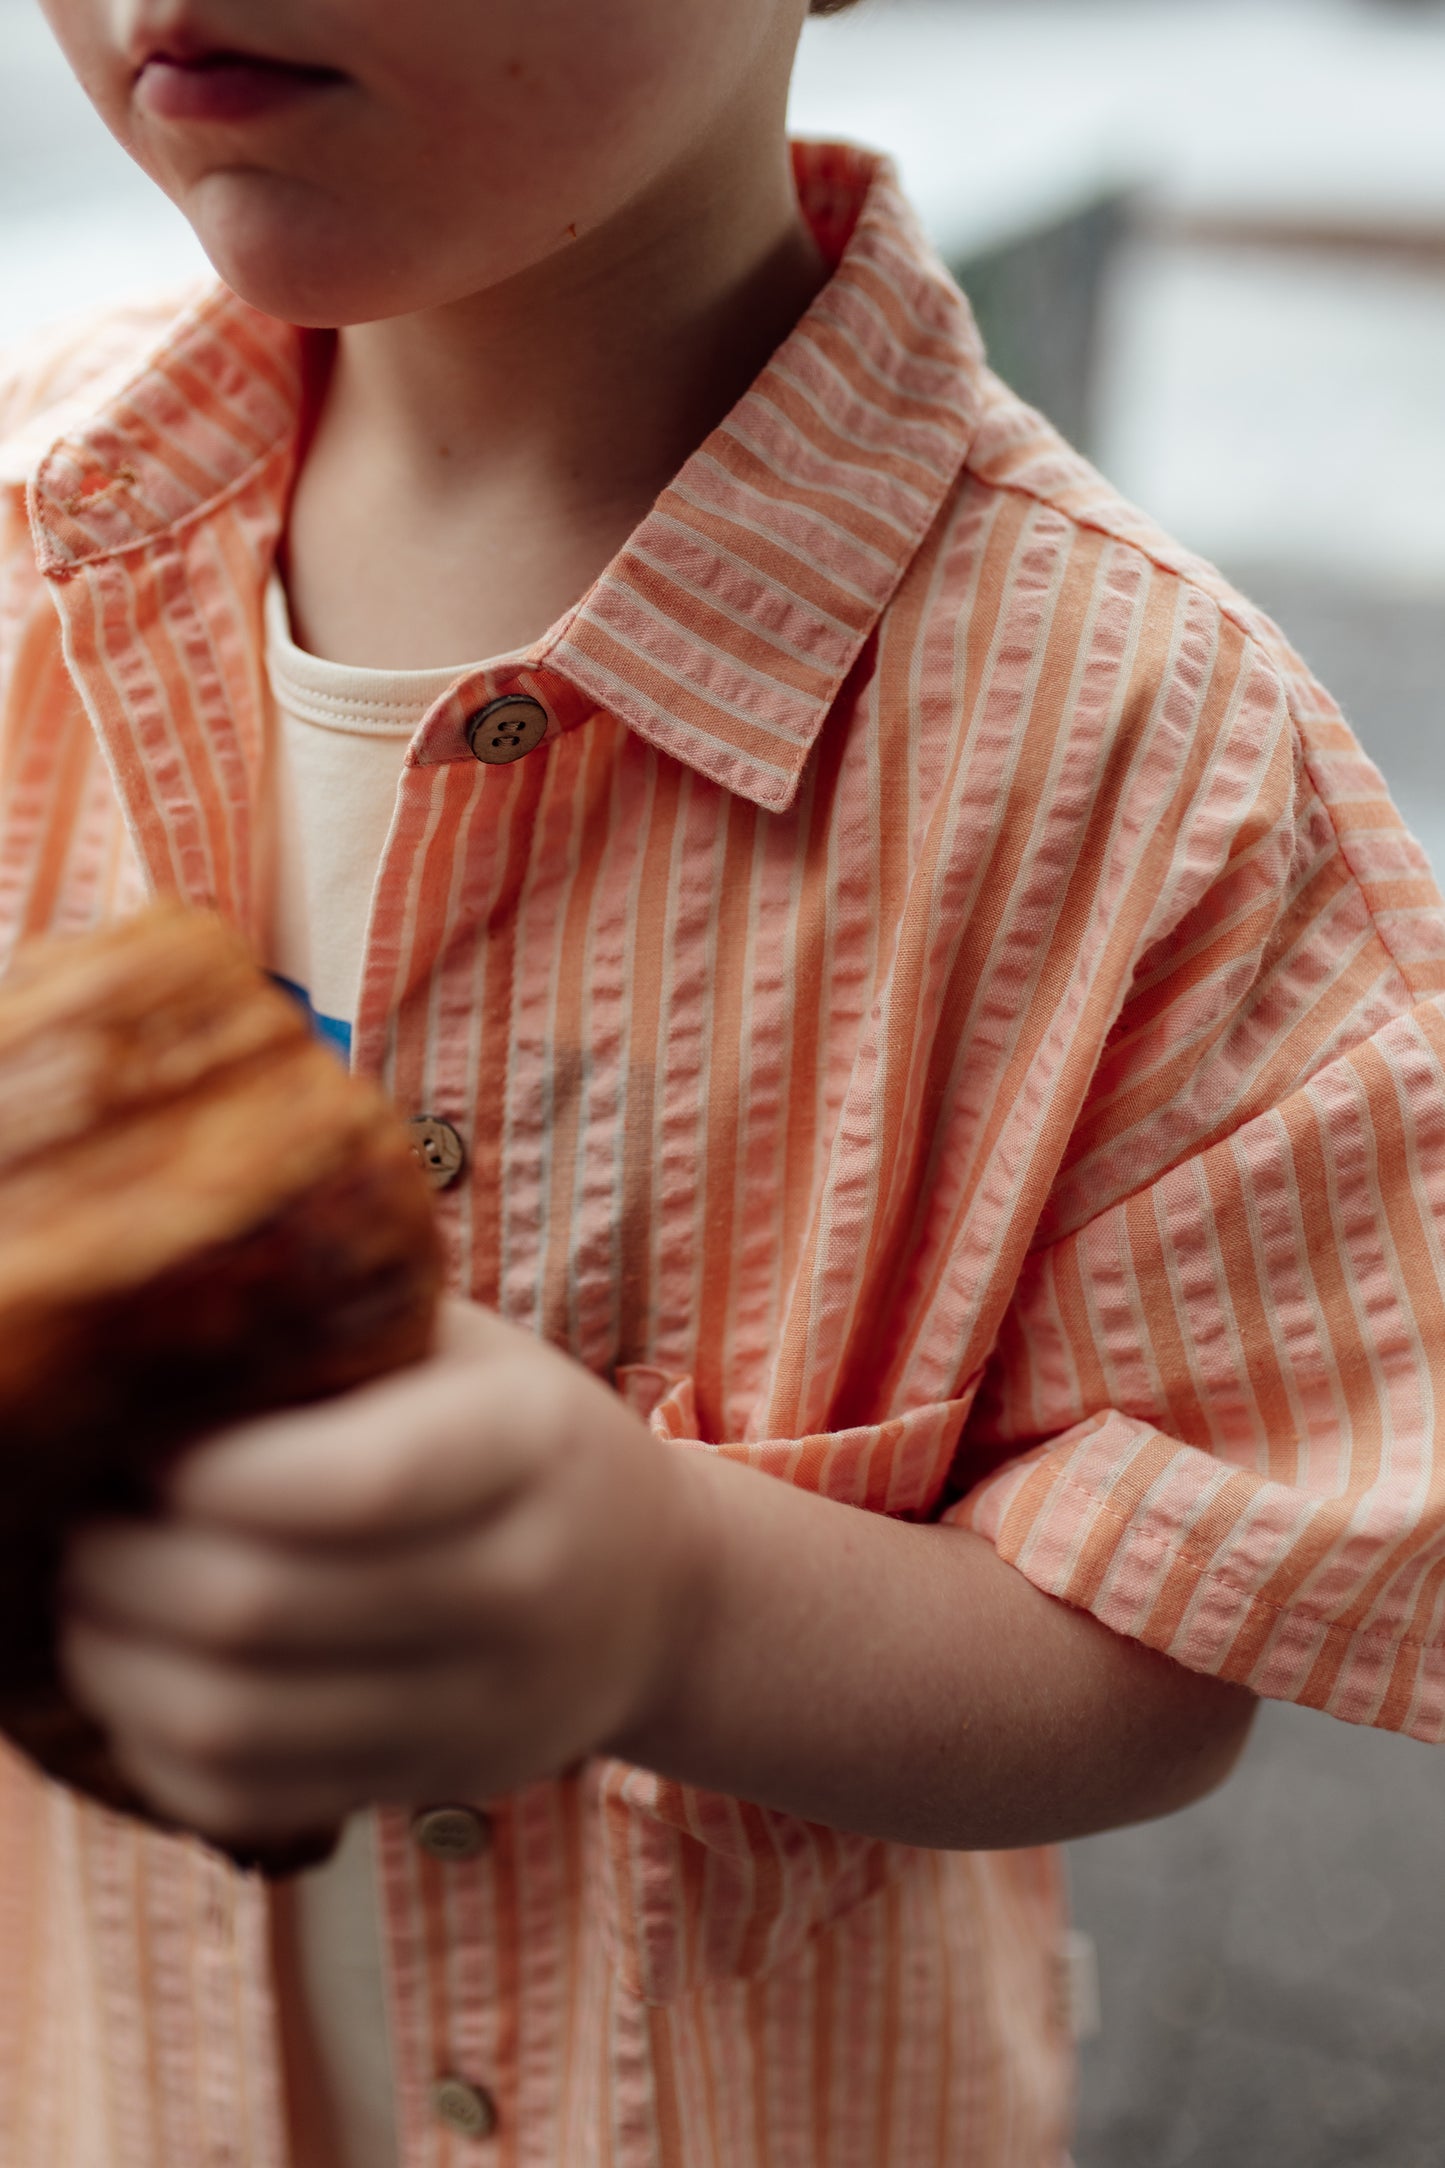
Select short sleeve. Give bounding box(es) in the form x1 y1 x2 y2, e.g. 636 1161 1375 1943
950 655 1445 1740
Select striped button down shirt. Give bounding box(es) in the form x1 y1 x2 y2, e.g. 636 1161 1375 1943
3 141 1445 2168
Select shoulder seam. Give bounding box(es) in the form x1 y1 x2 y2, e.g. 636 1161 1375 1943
971 458 1434 1001
964 463 1270 659
1279 679 1433 1007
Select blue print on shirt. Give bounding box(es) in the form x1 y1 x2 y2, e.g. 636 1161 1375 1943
270 973 353 1063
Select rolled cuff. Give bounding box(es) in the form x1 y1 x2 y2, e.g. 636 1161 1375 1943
950 1413 1445 1741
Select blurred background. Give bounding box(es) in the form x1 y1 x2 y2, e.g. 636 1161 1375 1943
2 0 1444 2161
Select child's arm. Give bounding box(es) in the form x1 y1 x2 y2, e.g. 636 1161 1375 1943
56 1298 1252 1857
615 1445 1255 1848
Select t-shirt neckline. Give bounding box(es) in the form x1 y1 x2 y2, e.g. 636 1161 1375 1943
263 572 526 738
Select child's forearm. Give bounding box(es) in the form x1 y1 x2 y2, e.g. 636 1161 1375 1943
57 1305 1255 1860
611 1449 1257 1851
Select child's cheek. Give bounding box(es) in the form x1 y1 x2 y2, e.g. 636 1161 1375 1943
35 0 133 143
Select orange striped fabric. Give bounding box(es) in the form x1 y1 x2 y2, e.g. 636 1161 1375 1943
2 140 1444 2167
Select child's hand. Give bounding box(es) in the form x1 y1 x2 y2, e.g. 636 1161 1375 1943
55 1300 708 1852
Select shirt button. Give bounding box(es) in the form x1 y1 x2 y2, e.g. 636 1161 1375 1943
466 695 548 765
407 1114 466 1191
431 2075 498 2140
411 1804 491 1862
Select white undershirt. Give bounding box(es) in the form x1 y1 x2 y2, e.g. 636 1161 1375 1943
265 574 471 1058
263 576 490 2168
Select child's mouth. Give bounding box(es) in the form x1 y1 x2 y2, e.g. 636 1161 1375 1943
135 48 347 126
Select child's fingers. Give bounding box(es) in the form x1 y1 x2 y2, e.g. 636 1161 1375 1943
57 1615 490 1794
104 1731 365 1851
158 1341 547 1543
59 1518 488 1663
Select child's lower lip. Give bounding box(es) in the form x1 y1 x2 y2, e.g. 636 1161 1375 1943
135 55 344 125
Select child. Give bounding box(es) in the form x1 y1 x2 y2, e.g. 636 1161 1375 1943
5 0 1445 2163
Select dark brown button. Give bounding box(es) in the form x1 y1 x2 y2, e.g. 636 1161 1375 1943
431 2075 497 2139
466 695 548 765
411 1804 491 1862
407 1114 465 1191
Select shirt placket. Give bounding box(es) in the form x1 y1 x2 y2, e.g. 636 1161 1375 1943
373 1799 510 2163
352 667 578 2166
372 1777 607 2168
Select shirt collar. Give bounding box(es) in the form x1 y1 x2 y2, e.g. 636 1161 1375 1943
26 143 983 815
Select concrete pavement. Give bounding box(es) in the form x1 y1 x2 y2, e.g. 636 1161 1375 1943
1070 1697 1445 2168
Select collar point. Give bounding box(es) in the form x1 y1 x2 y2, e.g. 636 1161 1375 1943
753 771 805 817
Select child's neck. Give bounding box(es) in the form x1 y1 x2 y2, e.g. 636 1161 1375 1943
281 127 826 672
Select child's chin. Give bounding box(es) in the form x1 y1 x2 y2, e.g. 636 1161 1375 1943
181 176 412 329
